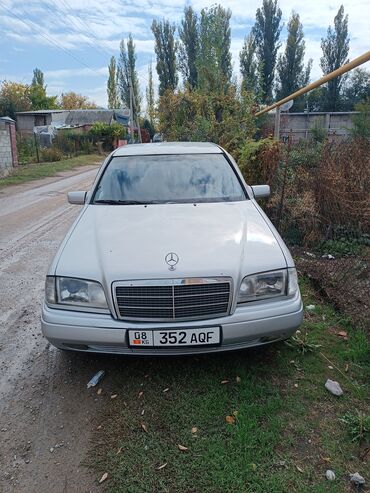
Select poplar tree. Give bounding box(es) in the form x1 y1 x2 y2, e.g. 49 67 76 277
320 5 349 111
107 56 120 109
196 4 232 93
31 68 44 87
146 62 155 125
275 12 312 110
240 33 260 95
151 19 178 96
252 0 282 102
178 6 199 89
118 34 141 113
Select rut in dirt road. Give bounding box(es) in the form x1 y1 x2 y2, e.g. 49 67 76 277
0 166 113 493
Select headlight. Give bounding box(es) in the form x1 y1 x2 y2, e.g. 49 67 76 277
238 268 298 303
45 276 108 310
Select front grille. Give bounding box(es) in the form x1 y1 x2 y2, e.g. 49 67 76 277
114 278 231 321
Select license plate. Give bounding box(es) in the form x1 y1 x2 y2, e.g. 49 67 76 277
128 327 221 347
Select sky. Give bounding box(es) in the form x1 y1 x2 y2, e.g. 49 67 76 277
0 0 369 108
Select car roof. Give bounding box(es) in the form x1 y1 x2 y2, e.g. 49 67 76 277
112 142 222 156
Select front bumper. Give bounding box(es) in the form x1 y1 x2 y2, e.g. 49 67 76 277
41 292 303 355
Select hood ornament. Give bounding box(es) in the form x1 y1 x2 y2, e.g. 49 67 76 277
165 252 179 271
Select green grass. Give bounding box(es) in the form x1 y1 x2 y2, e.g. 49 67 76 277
87 278 369 492
0 153 103 187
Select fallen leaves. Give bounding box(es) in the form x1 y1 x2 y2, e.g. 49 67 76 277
97 388 102 395
156 463 167 470
111 394 118 400
191 427 198 434
296 465 304 473
116 447 123 455
236 376 241 383
138 391 144 398
141 423 148 433
225 415 236 425
177 444 188 451
99 472 108 484
221 380 229 384
337 330 348 340
163 388 169 393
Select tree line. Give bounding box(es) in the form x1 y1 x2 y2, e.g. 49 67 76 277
0 69 98 120
107 1 369 121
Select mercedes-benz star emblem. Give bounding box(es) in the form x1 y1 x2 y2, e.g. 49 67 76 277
165 252 179 271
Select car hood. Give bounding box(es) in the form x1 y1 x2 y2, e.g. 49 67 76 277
56 201 287 287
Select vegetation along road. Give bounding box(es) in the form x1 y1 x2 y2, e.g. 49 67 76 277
0 160 368 492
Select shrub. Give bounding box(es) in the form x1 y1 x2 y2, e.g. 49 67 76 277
310 121 328 143
39 147 63 162
157 87 257 156
350 99 370 139
236 137 281 186
89 122 127 149
16 135 37 165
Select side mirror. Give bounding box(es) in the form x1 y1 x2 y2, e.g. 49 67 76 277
251 185 270 199
68 191 87 205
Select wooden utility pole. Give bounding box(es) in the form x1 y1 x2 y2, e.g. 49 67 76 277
129 77 134 143
129 75 142 144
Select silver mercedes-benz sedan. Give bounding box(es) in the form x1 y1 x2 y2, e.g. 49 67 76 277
42 142 303 355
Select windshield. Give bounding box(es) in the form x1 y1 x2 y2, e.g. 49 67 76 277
92 154 247 204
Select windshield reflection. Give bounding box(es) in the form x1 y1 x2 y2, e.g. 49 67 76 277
93 154 246 204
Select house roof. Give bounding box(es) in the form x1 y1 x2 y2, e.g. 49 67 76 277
0 116 15 122
15 110 66 115
65 109 114 126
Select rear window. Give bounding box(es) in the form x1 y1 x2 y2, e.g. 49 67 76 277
92 153 247 205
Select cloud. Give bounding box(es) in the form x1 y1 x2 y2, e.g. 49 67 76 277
45 67 108 79
1 0 369 109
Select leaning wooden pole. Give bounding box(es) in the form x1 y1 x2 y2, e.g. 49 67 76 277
256 50 370 116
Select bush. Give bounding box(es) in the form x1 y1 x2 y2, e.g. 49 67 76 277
310 121 328 143
89 122 127 150
16 135 37 165
157 87 257 156
350 99 370 138
237 138 281 186
39 147 63 162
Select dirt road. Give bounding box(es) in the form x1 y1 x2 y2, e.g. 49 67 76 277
0 165 113 492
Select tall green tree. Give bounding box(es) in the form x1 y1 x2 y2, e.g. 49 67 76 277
240 33 260 96
151 19 178 96
343 68 370 110
275 12 312 110
320 5 349 111
252 0 282 103
178 6 199 89
0 81 31 119
146 62 155 126
118 34 141 113
31 68 44 87
107 56 120 109
196 4 232 93
29 67 58 110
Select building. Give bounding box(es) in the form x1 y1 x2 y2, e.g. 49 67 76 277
15 109 129 135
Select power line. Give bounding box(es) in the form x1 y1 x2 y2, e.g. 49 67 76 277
47 0 115 61
0 2 106 78
50 0 151 86
57 0 116 59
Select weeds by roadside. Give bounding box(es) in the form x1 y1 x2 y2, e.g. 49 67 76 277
0 153 103 187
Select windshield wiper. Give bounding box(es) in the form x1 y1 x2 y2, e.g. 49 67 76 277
94 199 156 205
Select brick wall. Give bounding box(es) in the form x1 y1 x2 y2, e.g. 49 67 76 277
0 120 17 176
